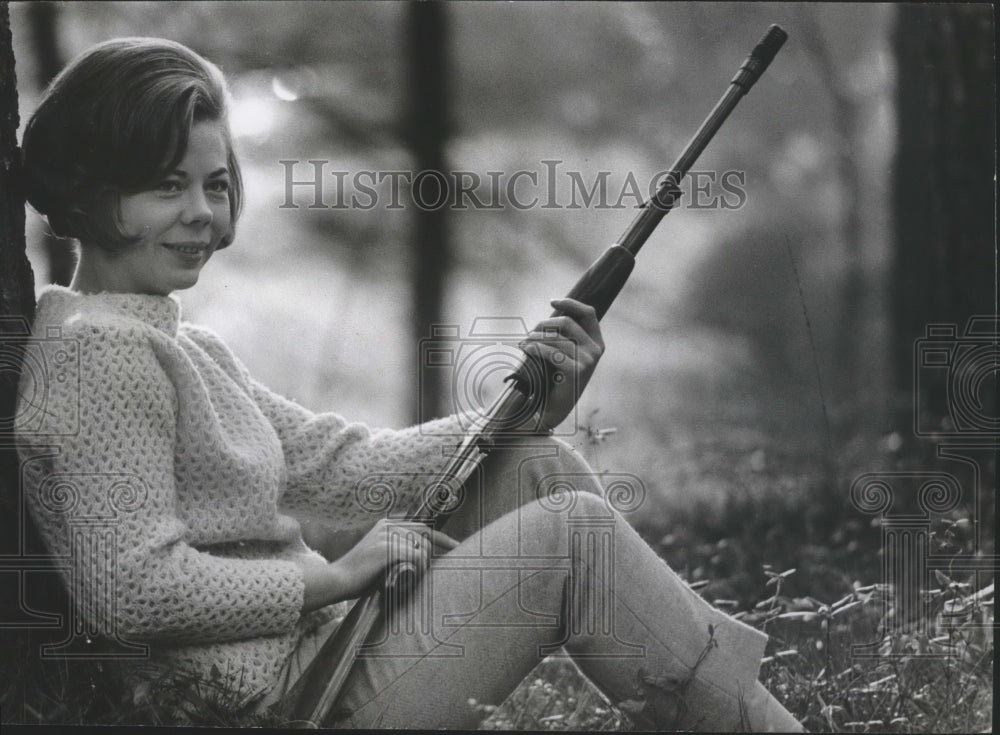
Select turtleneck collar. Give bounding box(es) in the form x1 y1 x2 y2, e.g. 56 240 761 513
35 284 183 336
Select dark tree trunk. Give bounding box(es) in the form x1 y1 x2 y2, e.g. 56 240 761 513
405 1 452 425
890 4 996 432
26 0 72 286
1 0 37 559
0 3 33 325
1 2 69 723
2 11 127 720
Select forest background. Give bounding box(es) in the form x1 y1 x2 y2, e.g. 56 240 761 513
0 2 995 731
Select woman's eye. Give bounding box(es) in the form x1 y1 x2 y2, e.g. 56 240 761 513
157 180 183 194
207 179 231 194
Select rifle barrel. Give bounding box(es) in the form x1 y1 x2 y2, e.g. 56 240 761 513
617 24 787 257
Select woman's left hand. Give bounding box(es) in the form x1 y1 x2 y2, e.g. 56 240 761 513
299 519 367 562
518 297 604 433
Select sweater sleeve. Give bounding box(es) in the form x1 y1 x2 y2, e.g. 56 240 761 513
18 322 305 645
181 324 466 528
250 382 466 525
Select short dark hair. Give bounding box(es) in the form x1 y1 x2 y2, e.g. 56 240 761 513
21 37 244 250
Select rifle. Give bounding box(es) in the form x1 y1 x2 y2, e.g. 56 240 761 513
285 24 787 727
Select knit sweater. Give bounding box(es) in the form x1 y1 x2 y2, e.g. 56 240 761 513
15 285 464 705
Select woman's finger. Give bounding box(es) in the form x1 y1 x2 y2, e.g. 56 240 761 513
388 531 430 569
525 315 585 341
550 298 602 346
523 317 602 361
427 528 460 551
520 339 586 374
392 525 457 554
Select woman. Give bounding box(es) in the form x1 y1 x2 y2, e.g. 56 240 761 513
16 37 801 731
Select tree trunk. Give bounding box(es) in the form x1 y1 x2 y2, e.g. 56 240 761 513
26 0 72 287
1 2 72 723
891 4 996 432
1 0 37 555
405 1 452 425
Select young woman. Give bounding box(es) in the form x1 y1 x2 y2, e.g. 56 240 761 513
16 37 802 731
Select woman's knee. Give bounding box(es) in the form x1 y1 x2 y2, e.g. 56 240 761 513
504 435 605 502
445 436 605 540
519 487 612 532
511 490 619 564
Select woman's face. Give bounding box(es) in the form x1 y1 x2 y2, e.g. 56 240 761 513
103 120 232 295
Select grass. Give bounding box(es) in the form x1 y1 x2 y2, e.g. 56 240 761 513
469 403 993 732
5 568 990 731
1 409 994 730
472 576 993 732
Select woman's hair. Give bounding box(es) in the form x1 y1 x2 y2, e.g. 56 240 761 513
21 37 244 250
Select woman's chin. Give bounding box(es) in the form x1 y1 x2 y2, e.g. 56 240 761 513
171 276 201 293
150 272 202 295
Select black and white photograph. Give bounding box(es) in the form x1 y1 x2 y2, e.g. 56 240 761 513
0 2 995 731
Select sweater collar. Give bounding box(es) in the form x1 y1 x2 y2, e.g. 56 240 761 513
36 284 182 336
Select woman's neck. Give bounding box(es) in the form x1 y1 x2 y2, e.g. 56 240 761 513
70 246 153 295
70 246 116 294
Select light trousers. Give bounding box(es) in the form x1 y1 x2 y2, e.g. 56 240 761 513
263 437 802 731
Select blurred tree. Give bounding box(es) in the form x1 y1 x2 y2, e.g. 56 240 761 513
2 3 72 721
19 4 898 441
25 1 71 287
891 5 996 429
405 1 452 423
794 6 866 408
0 0 36 566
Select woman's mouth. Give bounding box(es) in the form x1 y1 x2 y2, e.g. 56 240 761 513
162 242 209 256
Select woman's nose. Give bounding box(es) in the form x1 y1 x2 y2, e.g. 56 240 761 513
182 188 213 226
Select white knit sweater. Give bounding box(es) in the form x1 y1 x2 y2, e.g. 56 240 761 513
15 285 464 705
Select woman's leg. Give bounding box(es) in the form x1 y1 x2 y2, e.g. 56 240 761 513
437 435 606 540
322 440 801 731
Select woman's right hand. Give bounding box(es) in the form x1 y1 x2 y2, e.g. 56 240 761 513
299 519 459 612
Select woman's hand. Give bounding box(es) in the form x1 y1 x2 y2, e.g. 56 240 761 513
298 519 459 613
518 297 605 432
299 519 367 562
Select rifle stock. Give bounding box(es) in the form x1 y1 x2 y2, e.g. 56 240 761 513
285 24 787 728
